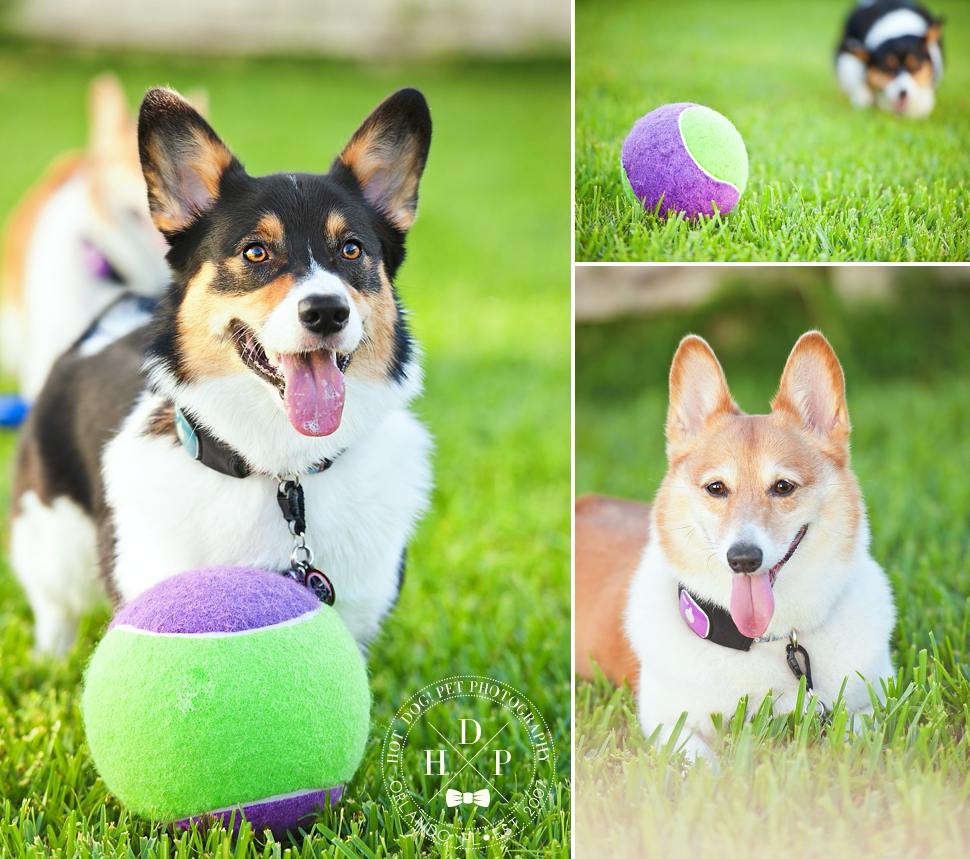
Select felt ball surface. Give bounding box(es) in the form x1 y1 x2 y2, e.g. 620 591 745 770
621 103 748 219
81 567 369 836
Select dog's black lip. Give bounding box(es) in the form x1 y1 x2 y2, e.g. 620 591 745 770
230 320 353 395
768 524 808 586
231 320 285 395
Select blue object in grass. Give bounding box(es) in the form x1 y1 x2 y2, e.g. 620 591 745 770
0 395 29 427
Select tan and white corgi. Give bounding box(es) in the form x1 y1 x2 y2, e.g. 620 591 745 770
11 86 432 657
1 74 170 402
576 332 895 758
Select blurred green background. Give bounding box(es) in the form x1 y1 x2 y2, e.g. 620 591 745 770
575 0 970 261
0 38 570 857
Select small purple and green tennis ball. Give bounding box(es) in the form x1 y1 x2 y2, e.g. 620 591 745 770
80 567 369 837
621 103 749 219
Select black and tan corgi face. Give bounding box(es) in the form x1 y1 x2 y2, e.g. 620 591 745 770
843 7 944 120
866 31 939 116
138 87 431 437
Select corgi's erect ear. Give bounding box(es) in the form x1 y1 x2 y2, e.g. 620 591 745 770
88 74 135 160
926 18 943 46
335 88 432 233
137 87 242 235
772 331 850 461
843 38 869 62
666 335 740 459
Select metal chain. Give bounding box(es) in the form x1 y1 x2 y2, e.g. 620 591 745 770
275 474 334 605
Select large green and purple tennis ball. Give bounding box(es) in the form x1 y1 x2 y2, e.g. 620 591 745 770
621 103 749 219
81 567 369 836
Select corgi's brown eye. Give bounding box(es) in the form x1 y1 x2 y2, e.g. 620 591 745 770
705 481 727 497
773 479 796 495
243 244 268 263
341 241 361 260
904 55 920 72
886 53 900 69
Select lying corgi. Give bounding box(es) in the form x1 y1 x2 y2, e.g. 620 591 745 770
1 74 169 403
576 332 896 758
11 86 433 657
836 0 943 118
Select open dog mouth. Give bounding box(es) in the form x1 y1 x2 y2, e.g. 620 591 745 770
231 320 353 437
730 524 809 640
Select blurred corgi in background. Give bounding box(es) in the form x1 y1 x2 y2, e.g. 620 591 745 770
836 0 943 118
0 74 171 404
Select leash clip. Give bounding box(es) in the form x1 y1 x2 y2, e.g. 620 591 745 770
785 630 813 691
786 630 831 724
276 475 335 606
277 477 307 536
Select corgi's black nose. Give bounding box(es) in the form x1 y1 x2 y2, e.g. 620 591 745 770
299 294 350 336
727 543 763 574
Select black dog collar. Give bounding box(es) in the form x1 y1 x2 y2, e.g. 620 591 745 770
678 584 819 697
173 406 335 479
678 585 755 652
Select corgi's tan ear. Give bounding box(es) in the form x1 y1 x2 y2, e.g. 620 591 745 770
926 18 943 46
138 87 242 235
334 88 431 233
88 73 135 158
666 335 740 459
772 331 850 461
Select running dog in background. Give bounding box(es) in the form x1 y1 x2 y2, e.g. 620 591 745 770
576 332 895 758
836 1 944 118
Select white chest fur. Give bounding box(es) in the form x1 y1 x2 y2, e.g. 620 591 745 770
626 532 896 757
103 394 432 647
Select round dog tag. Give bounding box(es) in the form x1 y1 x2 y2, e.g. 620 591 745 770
303 566 335 606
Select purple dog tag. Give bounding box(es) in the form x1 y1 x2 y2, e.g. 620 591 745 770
679 588 711 639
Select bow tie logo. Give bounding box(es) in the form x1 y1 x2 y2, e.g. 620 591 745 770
445 788 490 808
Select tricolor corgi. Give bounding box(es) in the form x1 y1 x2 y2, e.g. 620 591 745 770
836 0 944 118
576 332 895 758
11 86 433 657
1 74 170 403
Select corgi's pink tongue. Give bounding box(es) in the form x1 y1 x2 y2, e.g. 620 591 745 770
279 350 344 437
730 572 774 639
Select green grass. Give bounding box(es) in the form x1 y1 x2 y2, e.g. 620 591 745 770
576 273 970 856
0 46 570 857
575 0 970 261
